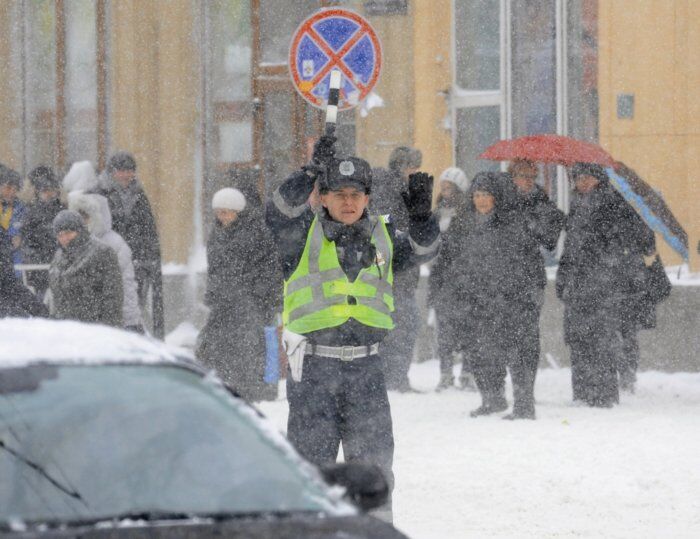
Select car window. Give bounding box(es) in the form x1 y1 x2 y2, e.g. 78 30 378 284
0 365 340 524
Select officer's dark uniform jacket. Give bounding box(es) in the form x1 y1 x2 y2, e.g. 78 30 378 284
266 169 440 347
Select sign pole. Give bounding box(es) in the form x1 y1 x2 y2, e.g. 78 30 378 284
325 70 341 137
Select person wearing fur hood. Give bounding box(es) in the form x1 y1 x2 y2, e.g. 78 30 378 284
67 189 143 332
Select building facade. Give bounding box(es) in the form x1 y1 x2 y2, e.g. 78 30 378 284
0 0 696 267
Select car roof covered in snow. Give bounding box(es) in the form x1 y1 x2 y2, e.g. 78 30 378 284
0 318 193 368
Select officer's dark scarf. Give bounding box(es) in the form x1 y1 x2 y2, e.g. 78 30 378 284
318 209 377 281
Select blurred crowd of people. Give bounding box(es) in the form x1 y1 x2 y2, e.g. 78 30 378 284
374 149 658 417
1 145 662 416
1 152 162 335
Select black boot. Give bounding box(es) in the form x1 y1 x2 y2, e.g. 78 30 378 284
436 372 455 392
470 394 508 418
503 407 536 420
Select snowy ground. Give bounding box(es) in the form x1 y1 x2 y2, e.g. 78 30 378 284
257 361 700 539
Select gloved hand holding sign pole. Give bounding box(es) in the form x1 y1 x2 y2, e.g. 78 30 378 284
311 70 341 191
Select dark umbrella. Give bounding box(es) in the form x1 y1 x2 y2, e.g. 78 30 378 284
479 134 617 167
605 162 688 260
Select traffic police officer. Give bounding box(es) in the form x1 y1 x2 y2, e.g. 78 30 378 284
266 136 439 519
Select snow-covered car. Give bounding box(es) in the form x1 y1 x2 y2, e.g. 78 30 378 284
0 318 405 538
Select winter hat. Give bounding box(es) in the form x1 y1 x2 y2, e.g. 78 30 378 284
107 151 137 172
470 172 501 198
439 167 469 193
388 146 422 172
212 188 246 212
63 161 98 193
28 165 58 191
0 165 22 189
569 162 608 183
52 209 86 235
324 156 373 194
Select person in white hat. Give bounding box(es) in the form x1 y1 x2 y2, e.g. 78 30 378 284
435 167 469 232
211 187 246 226
198 186 280 402
428 166 474 392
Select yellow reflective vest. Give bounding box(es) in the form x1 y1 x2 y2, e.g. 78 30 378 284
283 215 395 334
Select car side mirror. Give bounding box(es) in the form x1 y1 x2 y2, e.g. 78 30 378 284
320 462 389 512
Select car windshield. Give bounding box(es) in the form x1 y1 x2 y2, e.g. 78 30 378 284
0 364 339 525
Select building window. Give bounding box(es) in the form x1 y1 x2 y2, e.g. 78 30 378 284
451 0 504 181
566 0 598 142
451 0 598 209
64 0 100 167
510 0 557 137
204 0 254 173
6 0 108 174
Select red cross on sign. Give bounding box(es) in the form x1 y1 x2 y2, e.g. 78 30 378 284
289 9 382 111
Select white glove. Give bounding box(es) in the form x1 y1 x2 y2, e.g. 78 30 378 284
282 329 307 382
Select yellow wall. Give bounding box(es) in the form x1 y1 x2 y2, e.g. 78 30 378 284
109 0 199 263
355 6 415 169
413 0 453 180
599 0 700 269
0 3 20 171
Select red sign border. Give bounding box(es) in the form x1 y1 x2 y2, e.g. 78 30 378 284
288 8 383 111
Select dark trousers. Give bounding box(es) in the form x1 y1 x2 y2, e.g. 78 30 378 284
382 296 419 390
435 307 470 378
466 313 507 407
616 326 640 384
503 292 543 415
287 354 395 498
566 305 620 407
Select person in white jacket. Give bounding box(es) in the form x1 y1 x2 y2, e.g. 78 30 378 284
67 189 143 332
62 161 100 193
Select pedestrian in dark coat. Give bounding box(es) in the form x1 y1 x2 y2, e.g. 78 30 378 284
98 152 163 336
227 166 283 320
20 166 65 297
266 136 440 521
197 188 279 401
428 166 473 390
371 146 424 392
440 172 529 417
499 160 565 418
49 210 123 327
556 163 655 406
0 227 49 318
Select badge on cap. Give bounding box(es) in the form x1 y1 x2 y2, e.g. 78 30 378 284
339 160 355 176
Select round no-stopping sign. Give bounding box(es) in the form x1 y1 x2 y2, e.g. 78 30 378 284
289 8 382 111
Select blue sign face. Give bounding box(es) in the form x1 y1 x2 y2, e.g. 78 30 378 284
289 9 382 110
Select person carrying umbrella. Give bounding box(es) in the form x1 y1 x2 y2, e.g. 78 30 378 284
556 163 655 405
501 160 565 417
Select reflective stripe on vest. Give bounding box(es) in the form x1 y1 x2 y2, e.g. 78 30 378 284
283 216 394 334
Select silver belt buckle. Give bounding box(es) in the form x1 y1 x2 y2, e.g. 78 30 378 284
339 346 355 361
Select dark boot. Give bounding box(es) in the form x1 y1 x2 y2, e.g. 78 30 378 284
503 406 536 420
470 392 508 417
436 372 455 392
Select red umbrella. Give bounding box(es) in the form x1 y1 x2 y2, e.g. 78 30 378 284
479 134 616 167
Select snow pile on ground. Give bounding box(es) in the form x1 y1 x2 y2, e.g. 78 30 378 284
165 321 200 349
667 264 700 286
257 360 700 539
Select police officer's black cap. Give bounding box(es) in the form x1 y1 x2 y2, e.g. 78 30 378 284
324 156 372 194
